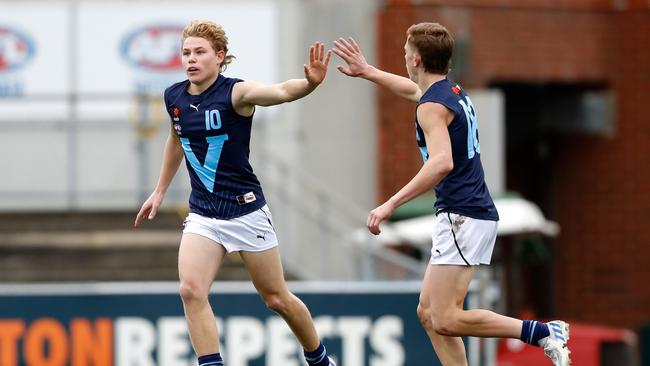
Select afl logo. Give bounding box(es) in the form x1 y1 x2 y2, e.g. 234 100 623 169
0 26 35 73
120 24 183 72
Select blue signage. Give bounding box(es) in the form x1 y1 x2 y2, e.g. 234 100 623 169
0 282 443 366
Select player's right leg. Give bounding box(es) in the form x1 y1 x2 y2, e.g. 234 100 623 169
417 264 468 366
178 232 226 361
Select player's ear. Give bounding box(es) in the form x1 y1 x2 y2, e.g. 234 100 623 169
413 53 421 68
215 49 225 64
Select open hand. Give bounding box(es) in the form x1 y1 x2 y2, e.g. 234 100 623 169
333 37 371 77
304 42 332 86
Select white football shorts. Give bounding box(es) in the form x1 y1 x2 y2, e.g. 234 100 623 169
183 205 278 253
430 212 498 266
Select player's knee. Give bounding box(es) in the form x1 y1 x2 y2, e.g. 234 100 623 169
179 279 208 304
431 314 458 336
263 293 292 315
416 304 433 331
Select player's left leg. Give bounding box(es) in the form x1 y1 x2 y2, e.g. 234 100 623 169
424 264 523 338
424 264 571 366
240 247 335 366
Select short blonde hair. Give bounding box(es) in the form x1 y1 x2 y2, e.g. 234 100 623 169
182 20 235 72
407 22 453 74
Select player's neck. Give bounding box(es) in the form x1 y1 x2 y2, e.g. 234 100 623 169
187 73 220 95
417 73 446 93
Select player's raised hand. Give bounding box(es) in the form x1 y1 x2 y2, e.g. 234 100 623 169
134 191 164 227
333 37 371 77
304 42 332 86
367 200 396 235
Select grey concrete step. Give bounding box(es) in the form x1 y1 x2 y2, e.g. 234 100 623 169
0 228 250 282
0 210 185 231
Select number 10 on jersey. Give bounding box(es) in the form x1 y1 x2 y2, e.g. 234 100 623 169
205 109 222 130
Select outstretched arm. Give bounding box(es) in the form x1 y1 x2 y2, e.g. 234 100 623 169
366 102 454 235
332 37 421 102
232 42 332 111
134 125 184 227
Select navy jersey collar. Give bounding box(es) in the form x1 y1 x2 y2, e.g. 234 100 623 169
184 73 226 97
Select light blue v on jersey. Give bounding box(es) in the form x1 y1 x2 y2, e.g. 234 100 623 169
164 74 266 219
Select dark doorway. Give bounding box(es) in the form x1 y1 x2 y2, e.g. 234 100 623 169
490 81 611 318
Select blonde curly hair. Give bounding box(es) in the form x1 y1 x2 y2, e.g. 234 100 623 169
182 20 235 72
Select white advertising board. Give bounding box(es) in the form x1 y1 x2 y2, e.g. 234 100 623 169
0 1 279 210
0 2 70 120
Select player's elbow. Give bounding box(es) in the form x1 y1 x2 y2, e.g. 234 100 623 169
442 159 453 174
425 154 453 178
436 155 453 176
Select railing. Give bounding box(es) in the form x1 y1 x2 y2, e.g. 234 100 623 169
0 93 191 210
252 136 425 281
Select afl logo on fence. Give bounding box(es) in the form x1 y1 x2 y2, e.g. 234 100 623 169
0 26 35 73
120 24 183 72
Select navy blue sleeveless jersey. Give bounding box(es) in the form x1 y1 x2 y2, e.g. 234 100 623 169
416 79 499 221
164 74 266 219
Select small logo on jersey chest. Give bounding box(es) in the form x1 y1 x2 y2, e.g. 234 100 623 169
170 105 181 122
173 124 182 135
190 103 200 112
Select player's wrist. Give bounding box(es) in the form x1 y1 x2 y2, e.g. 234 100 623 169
306 78 321 88
387 195 401 210
360 65 376 79
153 187 167 196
